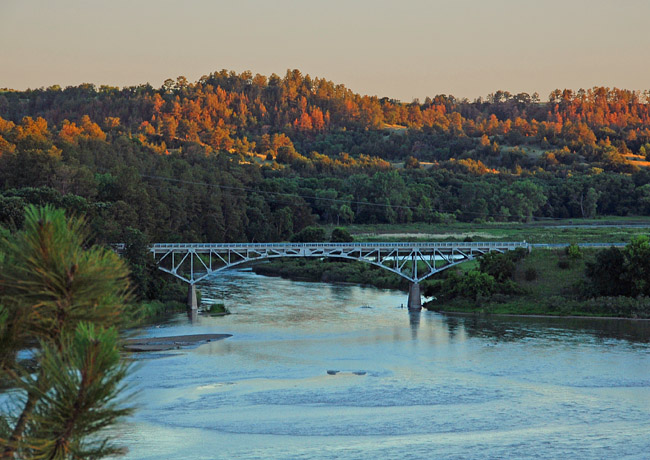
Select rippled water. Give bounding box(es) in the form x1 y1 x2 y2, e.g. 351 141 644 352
117 270 650 460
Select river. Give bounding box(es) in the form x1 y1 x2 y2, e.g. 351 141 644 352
117 269 650 460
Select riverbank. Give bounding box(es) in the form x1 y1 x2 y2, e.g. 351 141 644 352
426 297 650 319
252 258 409 291
251 247 650 319
424 247 650 319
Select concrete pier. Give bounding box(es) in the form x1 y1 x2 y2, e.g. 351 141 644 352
187 284 198 311
407 282 422 311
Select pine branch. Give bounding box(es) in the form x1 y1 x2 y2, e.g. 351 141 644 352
25 323 133 460
0 206 133 458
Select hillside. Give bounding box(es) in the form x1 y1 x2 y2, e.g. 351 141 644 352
1 70 650 247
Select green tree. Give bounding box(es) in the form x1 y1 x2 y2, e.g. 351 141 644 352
123 226 153 299
290 226 326 242
582 187 599 218
585 246 629 296
338 204 354 224
0 196 26 229
565 243 583 260
623 236 650 296
459 270 496 300
330 227 353 243
0 206 133 459
479 252 515 282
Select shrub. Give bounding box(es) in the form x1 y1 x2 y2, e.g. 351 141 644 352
479 251 515 282
330 227 353 242
585 246 627 295
524 267 538 281
509 247 528 262
558 259 570 269
206 303 229 314
490 293 511 304
566 243 583 259
291 226 326 242
498 279 527 295
458 270 496 299
404 156 420 169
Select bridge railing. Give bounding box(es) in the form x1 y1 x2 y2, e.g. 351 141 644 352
149 241 528 251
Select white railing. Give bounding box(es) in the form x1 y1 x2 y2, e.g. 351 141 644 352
149 241 528 251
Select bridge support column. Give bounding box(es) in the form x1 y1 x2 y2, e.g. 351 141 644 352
187 284 198 311
407 282 421 311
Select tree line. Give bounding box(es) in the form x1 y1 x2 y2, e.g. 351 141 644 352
1 70 650 247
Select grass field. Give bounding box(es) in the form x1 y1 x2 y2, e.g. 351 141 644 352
331 218 650 244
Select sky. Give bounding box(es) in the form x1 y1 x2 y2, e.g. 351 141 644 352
1 0 649 101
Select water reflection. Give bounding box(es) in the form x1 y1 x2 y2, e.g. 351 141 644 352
408 311 420 339
456 313 650 344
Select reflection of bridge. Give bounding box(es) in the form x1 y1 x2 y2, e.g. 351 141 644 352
148 242 529 311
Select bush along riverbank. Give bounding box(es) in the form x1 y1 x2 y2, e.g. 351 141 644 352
253 258 411 291
126 280 199 325
424 240 650 319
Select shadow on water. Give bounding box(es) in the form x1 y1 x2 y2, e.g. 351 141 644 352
439 312 650 344
408 311 420 339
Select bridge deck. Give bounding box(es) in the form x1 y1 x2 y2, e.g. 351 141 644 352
149 241 526 253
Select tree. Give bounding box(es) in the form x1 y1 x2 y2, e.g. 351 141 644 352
0 206 133 459
0 196 26 229
451 270 496 300
581 187 599 218
565 243 583 260
123 226 156 300
290 226 326 242
623 236 650 296
330 227 353 243
338 204 355 224
585 246 629 296
479 252 515 282
404 156 420 169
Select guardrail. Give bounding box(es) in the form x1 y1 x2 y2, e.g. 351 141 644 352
112 241 634 253
149 241 528 251
531 243 627 248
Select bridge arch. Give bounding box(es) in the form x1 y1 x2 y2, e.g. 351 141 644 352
150 242 528 310
151 242 526 285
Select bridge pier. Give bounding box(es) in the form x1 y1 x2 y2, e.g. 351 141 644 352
407 282 421 311
187 284 198 311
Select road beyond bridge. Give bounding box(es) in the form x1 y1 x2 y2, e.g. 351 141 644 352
144 241 529 311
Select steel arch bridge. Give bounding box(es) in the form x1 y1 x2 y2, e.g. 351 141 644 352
143 241 528 310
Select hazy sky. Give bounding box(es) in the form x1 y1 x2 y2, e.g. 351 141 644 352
1 0 649 101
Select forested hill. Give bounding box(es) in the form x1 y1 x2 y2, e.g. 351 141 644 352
2 69 650 243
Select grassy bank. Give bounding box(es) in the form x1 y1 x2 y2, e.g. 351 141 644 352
126 281 199 325
132 300 187 323
424 248 650 319
338 218 650 244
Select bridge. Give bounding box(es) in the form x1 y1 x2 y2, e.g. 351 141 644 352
142 241 529 311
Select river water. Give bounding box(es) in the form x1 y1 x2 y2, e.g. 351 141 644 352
118 270 650 460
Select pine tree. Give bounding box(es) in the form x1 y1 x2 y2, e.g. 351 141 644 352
0 205 133 459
